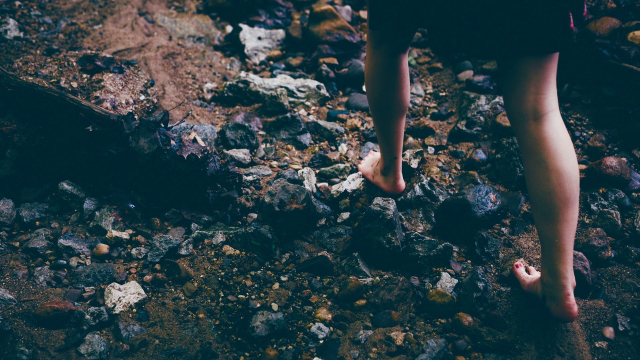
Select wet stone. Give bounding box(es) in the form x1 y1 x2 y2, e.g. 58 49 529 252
0 198 16 225
23 228 52 256
219 122 259 150
250 311 286 337
404 232 454 270
148 235 181 262
398 175 449 209
77 332 109 360
17 202 48 224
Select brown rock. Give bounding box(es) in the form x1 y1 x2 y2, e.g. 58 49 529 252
336 277 365 302
628 30 640 44
286 56 304 69
576 228 612 265
286 20 303 42
319 57 339 66
587 17 622 37
314 307 333 322
262 347 279 360
602 326 615 340
92 243 110 257
453 312 476 331
427 63 444 72
406 119 437 138
573 251 593 298
494 112 511 130
308 3 360 45
33 300 76 326
586 133 607 156
586 156 640 191
267 49 283 61
426 289 456 317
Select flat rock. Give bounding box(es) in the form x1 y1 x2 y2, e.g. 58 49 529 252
104 281 147 314
154 13 222 46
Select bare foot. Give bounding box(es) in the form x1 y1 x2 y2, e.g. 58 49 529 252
357 151 406 195
512 261 579 322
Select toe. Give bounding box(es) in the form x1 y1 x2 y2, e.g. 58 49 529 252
527 266 540 276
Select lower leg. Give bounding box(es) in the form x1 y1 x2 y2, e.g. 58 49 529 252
358 28 415 194
502 53 579 322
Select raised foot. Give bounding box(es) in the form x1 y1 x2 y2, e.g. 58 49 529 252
357 151 406 195
512 261 579 323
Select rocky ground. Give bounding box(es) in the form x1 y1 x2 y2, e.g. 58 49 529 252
1 0 640 359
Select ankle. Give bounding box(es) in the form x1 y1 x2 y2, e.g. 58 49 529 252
378 158 403 179
541 273 576 292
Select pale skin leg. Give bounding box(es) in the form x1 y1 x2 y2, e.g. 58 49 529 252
357 28 416 194
361 29 580 321
501 53 579 322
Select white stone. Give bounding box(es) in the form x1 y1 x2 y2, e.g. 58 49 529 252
224 148 252 165
402 149 424 170
310 322 331 339
0 288 17 308
436 272 458 294
298 167 317 193
238 24 285 64
104 281 147 314
224 72 330 105
331 172 365 197
337 212 350 223
0 18 23 40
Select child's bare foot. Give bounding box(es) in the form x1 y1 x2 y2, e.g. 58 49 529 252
357 151 406 195
512 261 579 322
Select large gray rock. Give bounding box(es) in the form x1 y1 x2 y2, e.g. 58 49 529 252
58 233 94 257
115 321 146 343
0 198 16 225
0 18 22 40
171 123 218 151
17 203 48 224
354 197 404 266
238 24 285 64
58 180 87 205
222 73 330 113
493 137 525 188
148 235 181 262
307 120 345 140
23 228 52 256
331 172 365 198
457 266 497 316
77 332 109 360
154 13 222 46
263 113 312 148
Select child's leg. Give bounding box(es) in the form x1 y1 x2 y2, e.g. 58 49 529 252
501 53 579 322
358 28 416 194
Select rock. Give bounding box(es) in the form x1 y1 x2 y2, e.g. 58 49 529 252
311 225 352 253
238 24 285 65
354 197 404 265
406 119 437 138
466 75 497 93
0 18 22 39
299 167 317 193
33 300 76 326
219 122 259 150
77 332 109 360
628 30 640 45
314 307 333 322
474 231 502 263
586 156 640 192
224 149 252 165
241 165 274 179
277 168 304 185
85 307 109 328
493 112 512 133
615 313 631 333
58 232 93 257
33 266 54 285
317 164 351 180
104 281 147 314
83 198 99 219
435 185 506 239
336 277 366 302
345 93 369 111
0 317 11 338
602 326 615 341
89 208 120 235
389 331 406 346
222 73 330 113
263 113 312 148
115 321 146 343
398 175 449 209
587 17 622 37
23 228 52 256
17 202 48 224
359 142 379 159
71 263 115 288
0 198 16 225
307 120 346 140
466 148 488 170
154 13 222 46
436 272 458 294
340 60 365 88
455 61 474 73
404 232 454 270
310 322 331 339
452 313 476 331
0 288 17 309
335 5 353 22
261 178 323 236
573 251 593 297
449 92 504 142
250 311 286 337
331 172 365 198
170 123 218 151
58 180 86 204
416 338 450 360
92 243 110 258
148 234 181 262
372 310 401 328
298 255 335 276
308 2 360 47
425 289 457 317
457 70 474 82
594 209 622 237
340 253 371 278
457 266 496 316
493 137 524 188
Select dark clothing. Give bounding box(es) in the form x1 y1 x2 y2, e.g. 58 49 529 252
367 0 586 58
